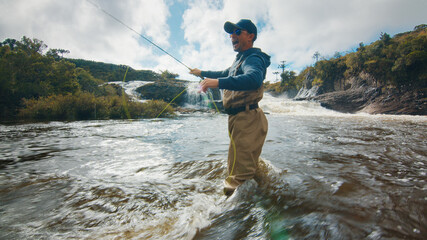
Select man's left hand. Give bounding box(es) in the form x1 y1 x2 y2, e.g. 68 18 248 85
200 78 219 93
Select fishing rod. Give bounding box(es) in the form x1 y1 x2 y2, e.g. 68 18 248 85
86 0 192 71
86 0 236 193
85 0 221 113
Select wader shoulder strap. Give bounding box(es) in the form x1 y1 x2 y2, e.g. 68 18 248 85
234 53 255 76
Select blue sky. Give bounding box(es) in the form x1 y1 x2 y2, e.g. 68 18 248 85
1 0 426 82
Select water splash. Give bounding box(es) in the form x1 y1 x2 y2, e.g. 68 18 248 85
107 80 153 102
184 82 213 109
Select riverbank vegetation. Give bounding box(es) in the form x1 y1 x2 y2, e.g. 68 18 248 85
266 24 427 96
0 37 174 121
2 25 426 121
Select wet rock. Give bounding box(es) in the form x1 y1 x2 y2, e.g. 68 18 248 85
308 87 426 115
360 88 427 115
298 72 426 115
310 86 381 113
136 79 188 105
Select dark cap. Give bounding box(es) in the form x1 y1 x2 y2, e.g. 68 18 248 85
224 19 257 41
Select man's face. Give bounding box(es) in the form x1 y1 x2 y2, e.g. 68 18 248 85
230 29 254 52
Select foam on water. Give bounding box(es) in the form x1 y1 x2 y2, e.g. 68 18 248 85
1 94 426 239
108 80 153 102
260 93 427 123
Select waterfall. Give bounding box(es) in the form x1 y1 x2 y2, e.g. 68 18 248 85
294 86 320 99
260 93 341 116
107 80 153 102
184 82 223 110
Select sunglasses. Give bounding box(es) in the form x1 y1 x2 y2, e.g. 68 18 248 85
230 29 245 36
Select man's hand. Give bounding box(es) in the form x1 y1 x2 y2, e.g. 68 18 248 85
189 68 202 77
200 78 219 93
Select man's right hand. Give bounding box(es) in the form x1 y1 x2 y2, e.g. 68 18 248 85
189 68 202 77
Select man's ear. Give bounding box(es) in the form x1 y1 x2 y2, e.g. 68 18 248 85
248 33 255 42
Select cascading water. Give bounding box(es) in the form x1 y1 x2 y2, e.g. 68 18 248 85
294 86 319 99
184 82 210 108
114 80 222 110
108 80 153 102
260 93 340 116
184 82 224 110
1 92 426 239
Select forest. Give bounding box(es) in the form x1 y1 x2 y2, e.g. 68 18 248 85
0 37 174 121
266 24 427 95
1 24 426 121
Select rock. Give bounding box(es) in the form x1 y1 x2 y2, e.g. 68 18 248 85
360 88 427 115
308 87 426 115
311 86 381 113
136 79 188 105
298 72 426 115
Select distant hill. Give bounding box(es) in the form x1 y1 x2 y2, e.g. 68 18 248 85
267 24 427 115
66 58 162 82
0 36 174 121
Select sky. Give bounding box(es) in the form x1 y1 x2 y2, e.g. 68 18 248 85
1 0 426 82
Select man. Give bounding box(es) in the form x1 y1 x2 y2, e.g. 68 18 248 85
190 19 270 196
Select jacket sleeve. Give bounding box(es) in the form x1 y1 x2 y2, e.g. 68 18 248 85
218 55 266 91
201 68 230 79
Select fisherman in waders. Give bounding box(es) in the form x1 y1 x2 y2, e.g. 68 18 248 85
190 19 270 196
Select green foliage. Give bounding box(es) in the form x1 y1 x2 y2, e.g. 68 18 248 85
160 70 179 80
314 58 346 91
136 79 187 105
414 24 427 32
0 36 176 121
46 48 70 60
309 26 427 92
66 58 162 82
140 100 174 118
312 77 323 87
0 37 81 118
18 92 174 121
266 25 426 95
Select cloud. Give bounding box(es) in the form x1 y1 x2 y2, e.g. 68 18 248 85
1 0 426 83
178 0 427 81
0 0 170 74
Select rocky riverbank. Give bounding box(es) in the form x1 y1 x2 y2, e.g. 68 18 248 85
293 71 426 116
308 87 426 115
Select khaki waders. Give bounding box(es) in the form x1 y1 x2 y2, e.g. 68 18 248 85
223 105 268 194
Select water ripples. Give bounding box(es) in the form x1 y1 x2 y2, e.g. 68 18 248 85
1 113 426 239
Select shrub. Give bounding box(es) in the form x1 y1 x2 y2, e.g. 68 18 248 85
18 92 175 121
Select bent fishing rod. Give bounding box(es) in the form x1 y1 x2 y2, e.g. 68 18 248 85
86 0 219 113
86 0 235 181
86 0 193 71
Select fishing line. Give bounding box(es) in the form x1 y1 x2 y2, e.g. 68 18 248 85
86 0 192 71
155 88 187 118
88 0 238 189
86 0 197 116
121 66 132 119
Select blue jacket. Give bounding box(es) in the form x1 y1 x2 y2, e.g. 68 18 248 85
201 48 271 91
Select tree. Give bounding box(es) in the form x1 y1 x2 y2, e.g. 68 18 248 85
273 71 280 81
333 51 342 59
16 36 47 55
414 24 427 31
1 38 17 50
380 32 391 45
357 42 365 51
47 48 70 60
280 70 296 87
161 70 179 80
313 51 321 63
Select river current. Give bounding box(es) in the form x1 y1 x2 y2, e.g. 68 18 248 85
0 93 426 239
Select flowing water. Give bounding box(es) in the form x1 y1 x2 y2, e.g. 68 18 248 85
109 81 153 102
1 93 426 239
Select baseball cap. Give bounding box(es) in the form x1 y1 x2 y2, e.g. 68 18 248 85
224 19 257 41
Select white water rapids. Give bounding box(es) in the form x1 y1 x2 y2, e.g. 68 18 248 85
0 81 426 239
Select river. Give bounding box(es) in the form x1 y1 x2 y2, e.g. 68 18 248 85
0 92 426 239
